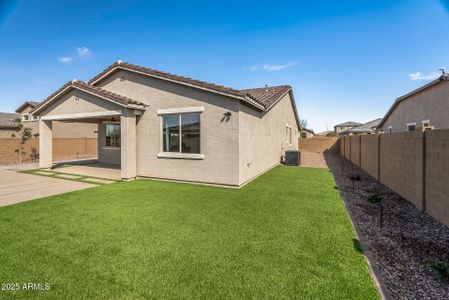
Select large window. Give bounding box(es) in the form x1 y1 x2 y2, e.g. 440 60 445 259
105 124 121 148
162 113 200 154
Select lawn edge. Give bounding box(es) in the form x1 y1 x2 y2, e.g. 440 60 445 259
340 195 393 300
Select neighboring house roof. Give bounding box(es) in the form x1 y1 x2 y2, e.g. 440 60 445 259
301 128 315 134
346 118 382 134
0 112 20 128
334 121 362 127
378 74 449 128
31 80 148 115
15 101 41 113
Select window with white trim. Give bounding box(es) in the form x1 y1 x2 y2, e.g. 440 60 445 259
105 124 121 148
422 120 430 127
388 126 392 133
162 113 200 154
407 123 416 132
22 114 29 122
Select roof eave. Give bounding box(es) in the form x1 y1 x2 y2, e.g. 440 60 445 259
31 84 136 116
89 64 268 111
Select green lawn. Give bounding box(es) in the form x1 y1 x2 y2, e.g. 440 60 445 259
0 166 378 299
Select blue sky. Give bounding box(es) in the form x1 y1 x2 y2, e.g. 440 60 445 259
0 0 448 132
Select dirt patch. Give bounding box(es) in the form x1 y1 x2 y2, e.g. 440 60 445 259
299 151 328 168
325 153 449 299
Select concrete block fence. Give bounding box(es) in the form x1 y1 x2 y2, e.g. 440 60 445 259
0 138 98 165
340 130 449 228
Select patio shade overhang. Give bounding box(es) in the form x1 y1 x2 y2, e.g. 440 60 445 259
35 80 145 180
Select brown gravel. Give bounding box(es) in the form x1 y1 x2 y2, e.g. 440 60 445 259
325 153 449 300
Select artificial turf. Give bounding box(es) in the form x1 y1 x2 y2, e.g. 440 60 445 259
0 166 378 299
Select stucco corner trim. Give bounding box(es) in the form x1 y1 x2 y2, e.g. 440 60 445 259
157 152 205 160
157 107 205 115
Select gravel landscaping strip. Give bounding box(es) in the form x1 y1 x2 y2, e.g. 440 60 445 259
325 153 449 299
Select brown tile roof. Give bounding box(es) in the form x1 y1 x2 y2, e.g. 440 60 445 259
88 60 300 127
88 61 298 112
89 61 246 98
32 80 147 114
0 112 20 128
240 85 292 109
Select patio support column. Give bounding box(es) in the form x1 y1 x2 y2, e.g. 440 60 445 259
120 108 137 180
39 120 53 169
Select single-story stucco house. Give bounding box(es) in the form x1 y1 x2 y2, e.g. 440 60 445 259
378 74 449 133
31 61 300 186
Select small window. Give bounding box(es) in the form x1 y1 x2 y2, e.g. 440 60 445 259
288 126 292 145
301 132 307 139
407 123 416 132
22 114 29 122
388 126 392 133
422 120 430 127
285 125 289 142
162 113 200 154
105 124 121 148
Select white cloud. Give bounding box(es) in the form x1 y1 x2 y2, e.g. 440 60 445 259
58 56 73 64
409 71 440 81
76 46 92 58
245 61 297 72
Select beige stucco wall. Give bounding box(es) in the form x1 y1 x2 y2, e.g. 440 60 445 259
40 89 120 116
97 70 241 186
238 92 299 185
382 80 449 132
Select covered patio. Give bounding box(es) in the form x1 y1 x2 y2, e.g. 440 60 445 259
32 80 147 180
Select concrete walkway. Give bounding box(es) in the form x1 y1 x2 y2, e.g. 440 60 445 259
0 169 94 207
52 163 121 180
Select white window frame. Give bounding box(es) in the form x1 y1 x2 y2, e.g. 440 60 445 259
387 126 392 133
422 120 430 127
158 108 204 159
22 114 30 122
406 122 416 132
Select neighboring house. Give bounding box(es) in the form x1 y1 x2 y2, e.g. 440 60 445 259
378 74 449 133
316 130 332 136
300 128 315 138
334 121 362 134
16 100 98 138
31 61 300 186
0 112 20 138
340 118 382 136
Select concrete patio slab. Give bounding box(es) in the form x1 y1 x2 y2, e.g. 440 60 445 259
53 163 121 180
55 174 83 179
0 169 94 207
